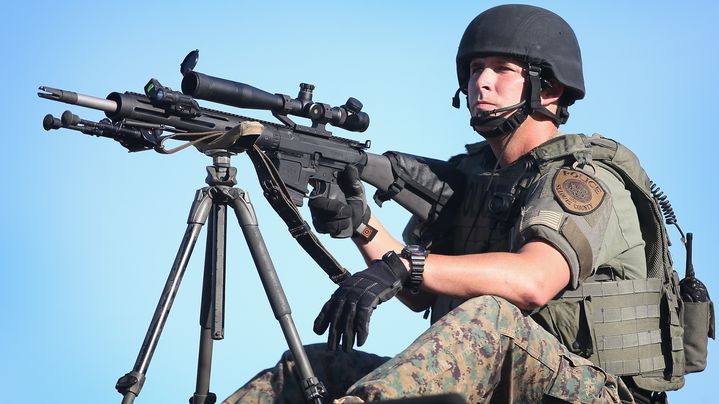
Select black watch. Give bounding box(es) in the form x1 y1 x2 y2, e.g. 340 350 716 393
401 245 428 294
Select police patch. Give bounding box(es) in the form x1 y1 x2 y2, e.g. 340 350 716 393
552 168 605 215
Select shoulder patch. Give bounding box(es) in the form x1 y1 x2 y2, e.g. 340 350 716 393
552 168 606 215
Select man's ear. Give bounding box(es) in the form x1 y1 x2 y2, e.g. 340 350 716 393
541 80 564 106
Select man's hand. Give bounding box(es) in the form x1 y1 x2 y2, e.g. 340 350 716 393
309 165 371 239
313 251 408 351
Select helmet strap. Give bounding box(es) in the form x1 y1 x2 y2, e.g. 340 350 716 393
460 63 571 138
470 107 528 138
527 64 569 125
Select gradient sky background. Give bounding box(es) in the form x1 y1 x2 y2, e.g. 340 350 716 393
3 1 717 402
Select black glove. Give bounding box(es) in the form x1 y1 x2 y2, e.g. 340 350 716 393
309 165 372 239
313 251 408 351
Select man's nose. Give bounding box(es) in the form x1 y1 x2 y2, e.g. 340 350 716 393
474 68 494 89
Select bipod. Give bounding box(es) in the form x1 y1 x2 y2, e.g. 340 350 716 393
115 149 326 404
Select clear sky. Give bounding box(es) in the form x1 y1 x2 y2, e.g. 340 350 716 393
2 1 717 402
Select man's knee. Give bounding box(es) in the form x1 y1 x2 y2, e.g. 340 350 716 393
443 295 521 333
459 295 520 313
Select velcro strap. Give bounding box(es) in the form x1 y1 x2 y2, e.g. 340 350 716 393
559 218 594 281
373 152 455 217
373 179 405 206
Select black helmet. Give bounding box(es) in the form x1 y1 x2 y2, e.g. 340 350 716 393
456 4 584 104
453 5 584 138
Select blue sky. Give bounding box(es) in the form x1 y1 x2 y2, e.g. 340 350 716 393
2 1 717 402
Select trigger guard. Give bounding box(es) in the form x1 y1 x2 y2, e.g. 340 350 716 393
308 179 326 198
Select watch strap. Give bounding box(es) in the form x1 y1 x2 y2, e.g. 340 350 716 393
402 245 427 294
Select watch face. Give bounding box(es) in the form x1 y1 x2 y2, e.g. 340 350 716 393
403 245 426 257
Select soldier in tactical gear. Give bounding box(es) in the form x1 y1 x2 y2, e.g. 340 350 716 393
226 4 681 403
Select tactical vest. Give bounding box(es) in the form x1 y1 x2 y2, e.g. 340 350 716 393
530 134 685 391
416 134 688 392
427 142 538 322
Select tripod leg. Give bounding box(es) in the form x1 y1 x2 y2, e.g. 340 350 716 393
191 202 227 404
116 189 213 404
228 189 326 404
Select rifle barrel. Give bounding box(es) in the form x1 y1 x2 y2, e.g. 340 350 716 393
38 86 118 113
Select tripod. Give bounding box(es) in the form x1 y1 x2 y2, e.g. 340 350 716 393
115 149 326 404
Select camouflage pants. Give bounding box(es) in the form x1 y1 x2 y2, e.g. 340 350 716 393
224 296 634 403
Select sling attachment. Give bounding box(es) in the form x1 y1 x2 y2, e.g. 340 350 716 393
150 121 351 283
374 178 405 207
246 143 350 284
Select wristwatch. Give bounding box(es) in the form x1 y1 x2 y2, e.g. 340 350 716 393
401 245 428 294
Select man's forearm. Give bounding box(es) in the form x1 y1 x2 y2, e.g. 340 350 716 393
352 213 437 310
352 213 404 264
421 241 570 310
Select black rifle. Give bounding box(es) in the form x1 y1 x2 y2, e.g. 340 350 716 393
38 50 461 404
41 75 370 207
39 51 447 274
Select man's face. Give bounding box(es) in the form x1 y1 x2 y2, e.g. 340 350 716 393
467 56 526 118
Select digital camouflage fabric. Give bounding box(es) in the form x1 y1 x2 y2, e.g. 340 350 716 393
225 296 633 403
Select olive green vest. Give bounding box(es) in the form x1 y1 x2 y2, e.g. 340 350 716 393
564 134 684 392
422 134 685 392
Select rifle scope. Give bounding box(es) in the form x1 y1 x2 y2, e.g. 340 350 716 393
181 72 369 133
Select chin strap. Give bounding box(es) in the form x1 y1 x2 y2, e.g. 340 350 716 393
452 63 569 138
469 104 528 138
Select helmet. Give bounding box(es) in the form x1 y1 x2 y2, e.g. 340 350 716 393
456 4 584 103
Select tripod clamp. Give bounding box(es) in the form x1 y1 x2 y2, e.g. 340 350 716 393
205 152 237 187
116 371 144 399
303 377 328 402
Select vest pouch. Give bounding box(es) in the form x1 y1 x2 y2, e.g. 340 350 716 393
532 297 596 359
544 279 666 377
682 300 715 373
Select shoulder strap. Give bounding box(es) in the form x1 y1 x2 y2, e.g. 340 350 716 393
586 135 673 282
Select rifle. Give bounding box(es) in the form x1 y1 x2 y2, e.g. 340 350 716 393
39 51 464 403
39 50 457 281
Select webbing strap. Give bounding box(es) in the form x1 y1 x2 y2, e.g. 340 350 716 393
148 124 350 283
596 329 662 351
594 304 660 323
556 278 667 376
604 356 666 376
559 278 662 298
672 336 684 351
246 145 350 284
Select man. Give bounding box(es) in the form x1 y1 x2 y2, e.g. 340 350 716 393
226 4 677 403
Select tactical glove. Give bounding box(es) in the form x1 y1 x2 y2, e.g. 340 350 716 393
309 165 374 240
313 251 408 351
